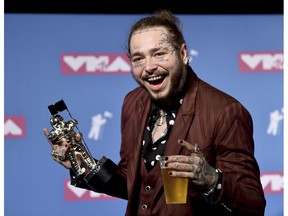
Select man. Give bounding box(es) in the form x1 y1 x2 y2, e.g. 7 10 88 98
44 10 266 215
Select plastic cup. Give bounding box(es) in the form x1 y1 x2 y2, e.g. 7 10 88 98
160 157 188 204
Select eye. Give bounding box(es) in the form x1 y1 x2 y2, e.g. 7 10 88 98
155 52 165 57
132 56 143 63
155 52 164 56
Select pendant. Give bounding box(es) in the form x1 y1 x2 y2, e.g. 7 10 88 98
156 115 166 126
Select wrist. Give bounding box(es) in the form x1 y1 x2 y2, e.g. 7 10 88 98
203 168 223 204
205 169 219 193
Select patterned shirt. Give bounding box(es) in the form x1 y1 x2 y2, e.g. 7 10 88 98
142 99 183 172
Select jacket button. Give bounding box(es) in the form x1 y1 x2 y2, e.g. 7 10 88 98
142 204 148 210
145 185 151 191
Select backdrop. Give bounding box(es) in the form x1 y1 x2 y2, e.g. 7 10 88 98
4 14 283 216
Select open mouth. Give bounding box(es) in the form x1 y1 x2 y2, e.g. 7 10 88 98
146 75 166 91
147 75 165 85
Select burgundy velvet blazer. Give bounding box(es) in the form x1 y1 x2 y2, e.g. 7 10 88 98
76 67 266 215
117 67 265 215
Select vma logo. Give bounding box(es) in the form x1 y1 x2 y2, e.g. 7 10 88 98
261 172 283 194
239 51 283 72
64 179 118 201
4 116 26 138
61 53 131 74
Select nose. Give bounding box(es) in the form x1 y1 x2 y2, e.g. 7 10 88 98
145 58 157 74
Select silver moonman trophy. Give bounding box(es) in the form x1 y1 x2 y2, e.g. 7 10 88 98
47 99 99 182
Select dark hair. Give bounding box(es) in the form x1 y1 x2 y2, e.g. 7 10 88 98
127 10 186 58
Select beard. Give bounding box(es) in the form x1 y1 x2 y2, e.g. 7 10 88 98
151 65 187 108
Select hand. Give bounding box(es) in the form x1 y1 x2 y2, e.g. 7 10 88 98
43 128 74 169
164 139 218 192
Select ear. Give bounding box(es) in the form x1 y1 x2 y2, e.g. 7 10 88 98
180 43 189 65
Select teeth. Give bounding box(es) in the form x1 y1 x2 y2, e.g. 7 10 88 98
148 76 163 82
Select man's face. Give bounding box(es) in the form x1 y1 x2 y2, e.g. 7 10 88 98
130 27 188 106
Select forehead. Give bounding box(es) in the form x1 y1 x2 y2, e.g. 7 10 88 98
130 27 169 47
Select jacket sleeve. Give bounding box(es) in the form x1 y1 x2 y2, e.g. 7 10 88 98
68 91 140 200
212 102 266 215
69 157 128 200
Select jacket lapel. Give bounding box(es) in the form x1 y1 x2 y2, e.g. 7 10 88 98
164 70 199 156
127 92 151 203
132 94 151 162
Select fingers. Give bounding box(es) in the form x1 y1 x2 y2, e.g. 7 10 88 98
44 128 72 170
163 139 203 179
163 160 201 179
177 139 201 154
164 156 201 172
51 149 61 161
164 155 199 164
162 140 217 189
43 128 49 137
171 162 200 173
51 149 65 161
51 145 70 165
164 139 202 164
50 149 72 169
43 128 54 147
44 127 68 146
45 127 69 158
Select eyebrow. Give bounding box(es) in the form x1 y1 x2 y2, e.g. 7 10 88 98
131 46 168 57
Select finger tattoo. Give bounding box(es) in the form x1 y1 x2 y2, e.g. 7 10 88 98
175 163 180 169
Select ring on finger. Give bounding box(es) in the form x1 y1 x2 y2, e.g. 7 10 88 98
58 155 66 161
51 150 59 158
194 143 200 153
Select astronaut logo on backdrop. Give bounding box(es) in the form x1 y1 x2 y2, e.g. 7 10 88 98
267 107 284 136
88 111 113 140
